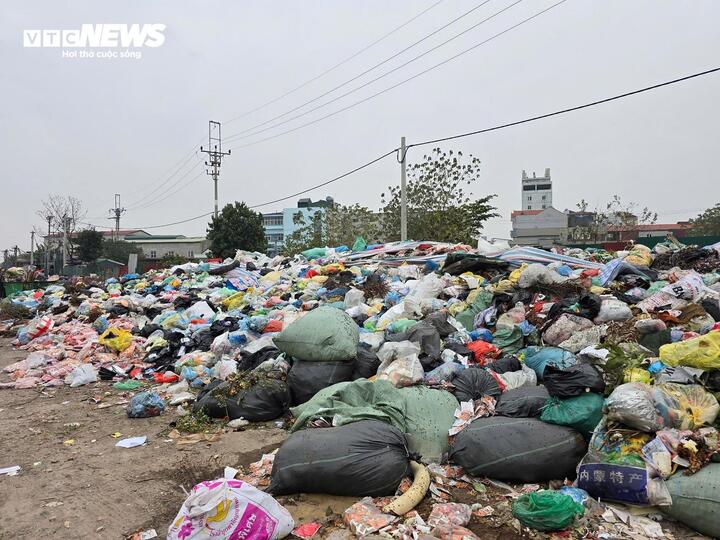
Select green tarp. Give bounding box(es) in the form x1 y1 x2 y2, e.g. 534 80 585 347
291 379 458 463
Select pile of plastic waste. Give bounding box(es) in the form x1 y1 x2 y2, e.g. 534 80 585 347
2 238 720 539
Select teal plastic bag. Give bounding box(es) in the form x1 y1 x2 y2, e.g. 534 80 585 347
301 247 327 260
352 236 367 251
540 393 605 438
512 490 584 531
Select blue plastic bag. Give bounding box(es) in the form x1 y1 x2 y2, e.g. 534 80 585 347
127 392 166 418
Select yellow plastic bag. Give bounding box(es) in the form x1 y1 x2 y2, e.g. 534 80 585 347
509 263 528 284
653 383 720 430
222 291 245 311
659 332 720 370
623 367 652 384
625 244 653 267
98 328 133 353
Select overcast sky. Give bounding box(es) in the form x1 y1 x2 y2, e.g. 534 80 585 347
2 0 719 253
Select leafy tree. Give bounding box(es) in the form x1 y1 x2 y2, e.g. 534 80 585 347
569 196 657 243
206 202 267 258
690 203 720 236
282 204 381 256
73 229 103 262
102 240 143 263
283 211 324 256
380 148 498 245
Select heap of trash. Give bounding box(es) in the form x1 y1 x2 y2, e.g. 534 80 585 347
2 238 720 539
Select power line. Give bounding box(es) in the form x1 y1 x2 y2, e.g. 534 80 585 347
224 0 495 141
128 170 205 212
247 150 398 209
86 65 720 231
405 66 720 150
123 134 206 202
228 0 565 151
125 151 204 209
222 0 446 126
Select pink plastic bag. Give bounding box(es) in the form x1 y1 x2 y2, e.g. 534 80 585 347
167 475 294 540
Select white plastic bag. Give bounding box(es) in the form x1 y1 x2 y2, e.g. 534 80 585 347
167 472 294 540
185 301 215 321
212 359 238 380
210 332 233 357
594 297 632 323
359 332 385 352
376 341 424 387
64 364 97 387
344 288 365 309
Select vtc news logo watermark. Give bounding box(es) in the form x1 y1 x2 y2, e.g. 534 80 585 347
23 24 166 60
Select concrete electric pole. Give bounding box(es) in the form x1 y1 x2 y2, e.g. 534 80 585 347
45 216 53 273
400 136 408 242
108 194 126 242
30 231 35 265
200 121 231 219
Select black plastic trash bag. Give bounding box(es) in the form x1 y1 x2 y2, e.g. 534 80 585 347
268 420 410 496
449 417 586 483
485 356 522 374
352 347 381 380
287 359 355 405
452 368 501 402
543 363 605 398
495 385 550 418
237 346 281 372
193 378 291 422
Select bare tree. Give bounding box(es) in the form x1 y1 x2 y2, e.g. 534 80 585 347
36 195 87 260
569 196 657 243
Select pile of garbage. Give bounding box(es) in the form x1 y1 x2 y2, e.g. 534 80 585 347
2 238 720 538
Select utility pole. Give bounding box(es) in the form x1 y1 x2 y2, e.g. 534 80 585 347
45 216 53 273
30 231 35 265
108 194 126 242
200 121 231 219
400 136 408 241
2 249 7 269
62 215 69 271
12 245 19 265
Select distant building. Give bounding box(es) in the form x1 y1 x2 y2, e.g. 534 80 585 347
263 197 335 255
510 207 568 247
521 168 552 211
606 222 692 242
44 228 150 249
124 234 209 260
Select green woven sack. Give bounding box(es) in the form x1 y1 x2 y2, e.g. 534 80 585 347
540 393 604 438
274 306 359 362
512 490 584 531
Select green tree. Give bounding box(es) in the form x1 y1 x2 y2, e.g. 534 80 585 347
282 204 381 256
206 202 267 258
282 211 324 256
102 240 143 263
690 203 720 236
73 229 104 262
380 148 498 244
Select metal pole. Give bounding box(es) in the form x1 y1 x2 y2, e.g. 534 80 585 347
214 175 219 219
400 136 408 241
62 215 68 272
46 216 52 273
30 231 35 265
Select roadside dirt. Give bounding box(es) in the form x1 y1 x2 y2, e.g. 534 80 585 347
0 338 290 539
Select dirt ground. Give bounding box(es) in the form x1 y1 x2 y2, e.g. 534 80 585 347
0 338 296 539
0 337 711 540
